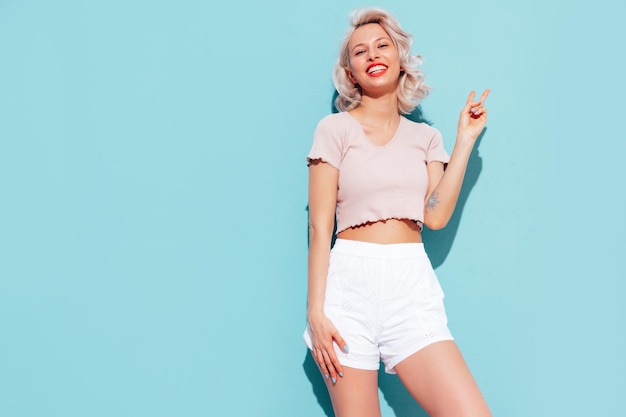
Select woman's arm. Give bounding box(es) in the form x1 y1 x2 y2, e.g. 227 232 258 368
307 161 337 317
423 90 490 230
307 160 348 384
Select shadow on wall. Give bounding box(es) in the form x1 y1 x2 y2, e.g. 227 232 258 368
422 128 485 268
301 94 485 416
405 103 486 268
302 352 333 417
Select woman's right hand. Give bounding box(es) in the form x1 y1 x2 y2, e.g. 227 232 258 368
308 311 349 384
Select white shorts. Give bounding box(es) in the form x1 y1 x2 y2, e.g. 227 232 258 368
304 239 454 374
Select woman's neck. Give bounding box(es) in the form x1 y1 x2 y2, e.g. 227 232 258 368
351 93 400 127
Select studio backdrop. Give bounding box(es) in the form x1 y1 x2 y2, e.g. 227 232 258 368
0 1 624 416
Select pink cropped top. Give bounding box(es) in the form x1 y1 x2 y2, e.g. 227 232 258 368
307 111 450 234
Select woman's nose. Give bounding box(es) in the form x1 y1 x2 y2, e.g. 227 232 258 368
367 50 379 61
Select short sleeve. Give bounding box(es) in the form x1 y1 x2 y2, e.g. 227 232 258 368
425 129 450 164
306 115 344 170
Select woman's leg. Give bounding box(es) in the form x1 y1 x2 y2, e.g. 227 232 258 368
394 340 491 417
325 366 381 417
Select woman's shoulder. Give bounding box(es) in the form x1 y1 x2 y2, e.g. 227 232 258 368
317 111 352 127
313 112 355 139
401 117 443 141
402 117 439 133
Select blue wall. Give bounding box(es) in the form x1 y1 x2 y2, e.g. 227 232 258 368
1 1 624 416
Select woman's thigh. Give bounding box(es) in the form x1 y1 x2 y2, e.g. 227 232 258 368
394 340 491 417
325 366 381 417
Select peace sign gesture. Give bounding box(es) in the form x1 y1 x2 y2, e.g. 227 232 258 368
457 89 490 143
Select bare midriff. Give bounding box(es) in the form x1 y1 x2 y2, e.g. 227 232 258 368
336 218 422 244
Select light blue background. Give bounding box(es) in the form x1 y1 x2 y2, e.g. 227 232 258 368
1 1 624 416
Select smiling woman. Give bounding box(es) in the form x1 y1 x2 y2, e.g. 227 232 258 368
333 9 429 115
346 25 401 100
303 7 492 417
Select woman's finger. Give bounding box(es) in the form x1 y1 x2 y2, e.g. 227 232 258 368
321 349 339 384
470 104 482 114
478 89 491 104
465 90 476 105
464 89 490 115
333 332 350 356
329 352 344 381
314 348 330 379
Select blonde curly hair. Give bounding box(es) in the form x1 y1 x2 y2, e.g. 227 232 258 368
333 8 430 115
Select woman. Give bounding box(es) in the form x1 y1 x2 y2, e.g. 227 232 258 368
303 7 491 417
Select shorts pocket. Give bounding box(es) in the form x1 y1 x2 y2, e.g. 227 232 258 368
324 252 348 313
414 262 448 327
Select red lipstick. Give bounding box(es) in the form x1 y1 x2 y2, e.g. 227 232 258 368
366 62 388 77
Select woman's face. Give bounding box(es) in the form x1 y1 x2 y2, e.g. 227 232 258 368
346 23 401 96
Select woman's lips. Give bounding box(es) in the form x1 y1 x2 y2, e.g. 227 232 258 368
366 64 388 77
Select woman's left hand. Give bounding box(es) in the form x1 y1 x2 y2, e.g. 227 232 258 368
457 89 490 143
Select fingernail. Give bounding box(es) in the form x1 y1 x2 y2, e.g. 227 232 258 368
343 345 349 353
324 374 329 380
339 372 344 377
331 377 337 384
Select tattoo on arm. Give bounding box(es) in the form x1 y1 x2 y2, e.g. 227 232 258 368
425 191 440 213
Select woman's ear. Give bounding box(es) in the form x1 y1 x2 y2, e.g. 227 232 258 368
345 67 357 85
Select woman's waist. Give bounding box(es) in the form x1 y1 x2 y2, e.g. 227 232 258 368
336 218 422 245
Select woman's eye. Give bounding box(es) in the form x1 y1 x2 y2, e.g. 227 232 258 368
379 43 388 48
355 50 365 56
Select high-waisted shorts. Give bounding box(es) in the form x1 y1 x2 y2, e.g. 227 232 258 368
304 239 454 374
